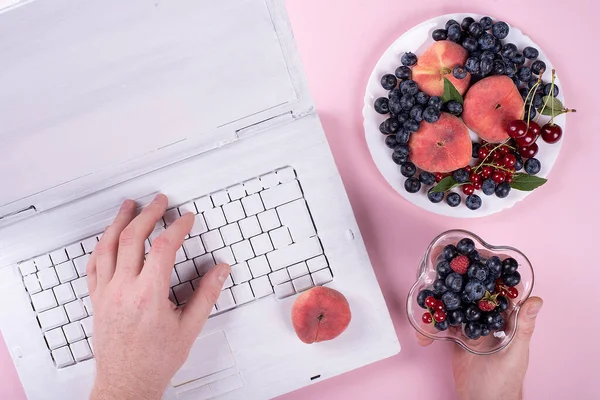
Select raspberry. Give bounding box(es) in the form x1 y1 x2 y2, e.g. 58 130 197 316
450 255 470 274
478 299 497 312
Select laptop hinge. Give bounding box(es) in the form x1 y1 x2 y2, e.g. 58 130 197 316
0 205 37 226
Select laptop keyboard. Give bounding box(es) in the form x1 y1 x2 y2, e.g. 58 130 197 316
16 167 334 368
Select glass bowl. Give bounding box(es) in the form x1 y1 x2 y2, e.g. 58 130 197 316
406 229 534 355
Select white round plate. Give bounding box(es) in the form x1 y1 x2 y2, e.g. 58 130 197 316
363 13 566 218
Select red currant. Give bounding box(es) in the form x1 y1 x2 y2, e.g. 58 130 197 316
435 173 445 183
527 121 541 136
505 173 514 184
473 181 482 190
506 120 528 139
503 154 517 168
507 287 519 299
469 173 481 184
519 143 539 158
492 171 506 184
493 151 503 161
481 166 493 178
433 310 447 323
515 129 537 147
422 312 433 324
425 296 437 309
498 146 509 156
478 147 490 160
541 123 563 144
462 184 475 195
465 165 472 173
435 301 445 312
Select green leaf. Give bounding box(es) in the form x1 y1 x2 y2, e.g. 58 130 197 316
441 78 463 105
431 176 458 193
510 173 548 191
538 95 565 116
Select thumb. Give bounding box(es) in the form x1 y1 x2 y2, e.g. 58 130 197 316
181 263 231 336
514 296 543 345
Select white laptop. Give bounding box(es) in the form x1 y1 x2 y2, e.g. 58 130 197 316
0 0 400 399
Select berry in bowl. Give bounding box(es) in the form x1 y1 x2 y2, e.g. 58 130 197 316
406 230 534 354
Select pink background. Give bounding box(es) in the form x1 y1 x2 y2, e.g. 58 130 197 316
1 0 597 399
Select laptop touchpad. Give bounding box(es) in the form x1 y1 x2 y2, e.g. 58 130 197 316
171 330 235 387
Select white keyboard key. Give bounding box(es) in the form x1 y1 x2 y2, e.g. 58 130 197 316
169 289 177 304
267 237 322 271
211 190 230 206
144 239 151 254
38 306 68 331
223 275 233 289
73 254 90 277
201 230 224 253
194 254 216 276
241 194 264 216
23 275 41 294
175 247 187 264
82 296 93 315
55 261 77 283
174 282 193 305
276 167 296 183
52 346 74 368
65 243 84 259
191 277 201 290
216 289 236 311
70 340 93 362
163 208 181 226
53 283 76 305
183 236 205 259
37 268 60 290
292 275 314 292
230 262 252 284
307 255 328 272
194 196 213 213
149 226 166 243
45 328 67 350
312 268 334 285
288 262 309 279
257 209 280 232
243 178 262 195
71 277 89 298
238 216 262 239
18 260 37 276
34 254 53 270
31 290 58 312
227 184 246 201
213 247 235 266
88 338 94 353
204 207 227 230
81 316 94 337
269 269 290 286
250 233 273 256
277 199 316 241
178 201 198 215
63 322 85 343
222 201 245 223
260 172 279 189
231 282 254 304
274 282 295 298
49 249 68 265
231 240 254 262
269 227 292 249
65 300 87 321
260 180 302 209
81 237 98 253
250 276 273 298
220 223 243 246
190 214 209 236
175 260 198 283
170 269 180 287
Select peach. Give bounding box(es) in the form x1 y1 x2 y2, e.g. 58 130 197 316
462 76 524 143
409 113 472 173
412 41 471 97
291 286 351 344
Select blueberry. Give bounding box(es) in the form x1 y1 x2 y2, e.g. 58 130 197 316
466 194 482 210
483 278 497 293
447 24 462 42
480 57 493 76
388 88 402 99
452 168 469 183
410 105 423 122
504 61 517 77
379 121 388 135
445 19 460 30
485 312 505 330
501 43 518 58
502 258 519 274
391 152 408 165
464 281 486 302
482 179 496 196
470 50 482 59
472 143 481 158
381 74 397 90
465 57 480 74
532 94 543 109
388 96 403 115
428 96 442 110
384 135 398 149
492 21 509 39
400 162 417 177
519 87 529 101
481 50 495 60
404 177 421 193
417 289 436 309
401 52 418 67
479 16 493 30
396 129 410 145
531 60 546 75
468 22 483 38
514 154 524 171
461 16 475 30
491 38 502 53
434 319 450 331
465 321 482 339
492 59 505 75
523 46 539 59
465 305 482 322
440 246 457 262
392 145 410 162
544 83 559 97
495 182 511 198
525 106 537 120
419 172 436 186
445 273 464 293
400 95 416 111
400 79 419 96
433 278 449 295
497 296 509 312
416 91 430 105
456 238 474 255
481 324 492 337
446 100 463 116
432 28 448 41
461 290 475 304
525 158 541 175
486 256 503 279
467 262 488 281
374 97 389 114
437 260 453 278
512 53 525 66
442 291 462 311
397 112 410 124
453 65 468 79
446 192 461 207
469 251 481 263
518 66 532 82
383 118 400 134
448 309 465 326
462 37 478 52
503 271 521 287
395 65 412 80
478 32 495 50
403 118 420 133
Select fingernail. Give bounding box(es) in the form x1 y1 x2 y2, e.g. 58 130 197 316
217 265 230 284
152 194 166 204
121 200 134 210
526 303 542 320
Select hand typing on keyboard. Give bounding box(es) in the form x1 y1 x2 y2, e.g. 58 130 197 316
88 194 231 400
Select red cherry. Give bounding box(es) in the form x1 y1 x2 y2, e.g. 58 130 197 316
519 143 539 158
503 154 517 168
515 129 537 147
541 123 563 144
505 173 514 184
462 184 475 195
425 296 437 309
507 287 519 299
477 147 490 160
527 121 541 136
481 166 493 178
470 173 482 184
422 312 433 324
433 310 447 323
506 120 528 138
492 171 506 184
435 301 445 312
473 181 482 190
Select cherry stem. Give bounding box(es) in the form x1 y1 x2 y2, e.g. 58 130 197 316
480 163 514 174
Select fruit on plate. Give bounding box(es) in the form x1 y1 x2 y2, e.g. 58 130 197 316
408 113 472 173
462 76 524 143
291 286 351 344
412 41 471 97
